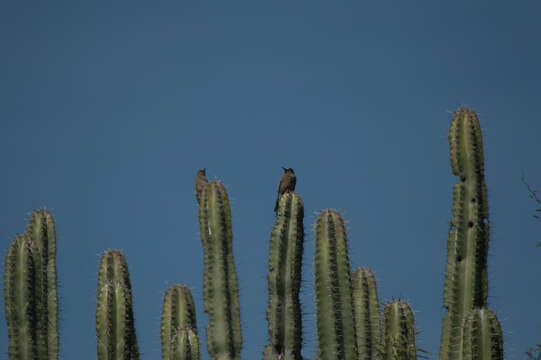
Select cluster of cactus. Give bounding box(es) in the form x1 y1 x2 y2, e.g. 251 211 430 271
3 107 505 360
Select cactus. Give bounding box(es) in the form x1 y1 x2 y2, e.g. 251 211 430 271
462 308 503 360
380 300 417 360
352 268 380 360
96 250 139 360
314 209 357 360
264 193 304 360
440 108 490 360
161 284 200 360
4 234 37 360
26 210 59 360
198 181 242 360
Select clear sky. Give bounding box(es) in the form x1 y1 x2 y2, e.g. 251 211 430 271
1 1 540 359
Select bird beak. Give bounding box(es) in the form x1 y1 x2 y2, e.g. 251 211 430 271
281 166 286 171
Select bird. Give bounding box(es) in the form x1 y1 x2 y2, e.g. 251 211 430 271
194 168 208 204
274 167 296 212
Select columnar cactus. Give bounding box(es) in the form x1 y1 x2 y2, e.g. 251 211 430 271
462 308 503 360
314 209 357 360
440 108 491 360
26 210 59 360
96 250 139 360
264 193 304 360
4 234 36 360
161 284 200 360
380 300 417 360
352 268 380 360
198 181 242 360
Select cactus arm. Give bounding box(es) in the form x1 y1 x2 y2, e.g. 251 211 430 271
4 234 37 360
381 300 416 360
161 285 199 360
441 108 490 360
96 250 139 360
315 210 357 360
26 209 59 360
265 193 304 360
462 308 503 360
199 181 242 360
352 268 380 360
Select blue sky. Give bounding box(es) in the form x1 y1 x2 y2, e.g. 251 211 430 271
1 1 540 359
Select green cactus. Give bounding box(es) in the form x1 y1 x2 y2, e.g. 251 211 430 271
380 300 416 360
314 209 357 360
171 328 200 360
264 192 304 360
4 234 37 360
462 308 503 360
198 181 242 360
161 284 200 360
96 250 139 360
26 210 59 360
440 108 490 360
352 268 380 360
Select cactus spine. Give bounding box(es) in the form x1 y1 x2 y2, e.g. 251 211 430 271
440 108 491 360
264 193 304 360
352 268 380 360
462 308 503 360
26 210 59 360
161 284 200 360
198 181 242 360
96 250 139 360
380 300 416 360
4 234 36 360
314 209 357 360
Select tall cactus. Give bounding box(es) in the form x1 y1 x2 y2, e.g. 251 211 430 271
161 284 200 360
440 108 490 360
96 250 139 360
352 268 380 360
314 209 357 360
198 181 242 360
4 234 36 360
462 308 503 360
380 300 417 360
264 193 304 360
26 210 59 360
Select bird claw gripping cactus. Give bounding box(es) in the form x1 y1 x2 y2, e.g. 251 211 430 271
96 250 139 360
161 284 200 360
4 210 59 360
314 209 357 360
264 193 304 360
198 181 242 360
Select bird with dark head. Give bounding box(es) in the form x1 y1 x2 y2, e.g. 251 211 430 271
274 167 296 213
194 168 208 204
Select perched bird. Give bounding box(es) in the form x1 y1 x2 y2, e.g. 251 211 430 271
274 167 296 212
194 168 208 204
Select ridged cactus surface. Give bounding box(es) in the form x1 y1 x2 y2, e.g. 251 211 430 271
96 250 139 360
462 308 503 360
26 210 59 360
380 300 416 360
161 284 200 360
4 234 36 360
441 108 490 360
352 268 380 360
314 209 357 360
264 193 304 360
199 181 242 360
